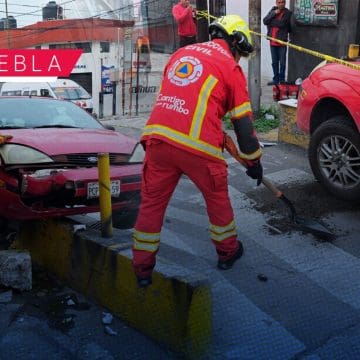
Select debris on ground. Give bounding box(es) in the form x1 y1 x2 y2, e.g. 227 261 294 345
0 250 32 291
102 312 113 325
257 274 268 282
104 325 117 336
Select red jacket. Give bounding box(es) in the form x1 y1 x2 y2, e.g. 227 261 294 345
172 2 197 37
142 39 261 162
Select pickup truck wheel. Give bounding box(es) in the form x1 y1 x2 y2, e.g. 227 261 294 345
309 117 360 201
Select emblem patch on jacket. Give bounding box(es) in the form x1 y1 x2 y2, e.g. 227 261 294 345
168 56 203 87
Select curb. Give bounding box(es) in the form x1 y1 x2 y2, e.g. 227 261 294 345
13 218 212 358
278 100 309 149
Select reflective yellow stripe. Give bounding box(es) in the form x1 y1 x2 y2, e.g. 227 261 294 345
211 228 237 242
133 229 160 241
143 124 223 160
238 147 262 161
210 220 237 242
210 220 235 233
190 75 218 139
132 230 160 252
228 102 252 119
133 241 159 252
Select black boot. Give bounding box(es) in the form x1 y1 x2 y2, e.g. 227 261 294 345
217 241 244 270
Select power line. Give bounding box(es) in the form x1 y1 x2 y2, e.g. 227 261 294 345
0 2 40 8
1 0 76 23
0 0 171 44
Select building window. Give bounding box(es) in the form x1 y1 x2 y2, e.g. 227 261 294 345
49 42 92 53
100 42 110 53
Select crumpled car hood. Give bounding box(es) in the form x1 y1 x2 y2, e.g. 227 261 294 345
2 128 137 155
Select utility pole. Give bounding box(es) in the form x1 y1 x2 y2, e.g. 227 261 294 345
5 0 10 48
248 0 261 118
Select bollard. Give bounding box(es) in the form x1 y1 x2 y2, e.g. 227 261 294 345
98 153 113 238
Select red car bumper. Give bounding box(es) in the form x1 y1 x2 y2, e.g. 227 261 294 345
0 164 142 220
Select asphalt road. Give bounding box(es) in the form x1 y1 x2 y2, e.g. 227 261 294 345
113 124 360 358
155 138 360 359
1 124 360 359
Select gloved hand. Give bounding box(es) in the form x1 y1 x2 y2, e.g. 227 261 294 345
245 159 263 186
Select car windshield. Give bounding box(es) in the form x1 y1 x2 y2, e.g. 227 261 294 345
0 98 103 129
51 86 91 100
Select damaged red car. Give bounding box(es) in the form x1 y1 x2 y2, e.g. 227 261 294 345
0 97 143 228
297 60 360 201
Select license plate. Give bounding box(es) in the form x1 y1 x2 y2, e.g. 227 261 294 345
87 180 120 199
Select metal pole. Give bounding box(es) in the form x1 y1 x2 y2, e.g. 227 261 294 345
248 0 261 118
112 82 116 115
135 40 140 116
5 0 10 48
98 153 113 238
99 58 104 119
207 0 211 39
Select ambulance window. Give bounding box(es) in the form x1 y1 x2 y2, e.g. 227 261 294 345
7 90 22 96
40 89 50 97
100 42 110 53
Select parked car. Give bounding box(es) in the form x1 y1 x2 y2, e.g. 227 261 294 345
296 60 360 201
0 97 143 228
0 79 93 113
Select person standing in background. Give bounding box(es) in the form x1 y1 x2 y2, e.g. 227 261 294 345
263 0 292 85
172 0 197 48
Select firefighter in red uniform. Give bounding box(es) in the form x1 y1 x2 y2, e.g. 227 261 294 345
132 15 263 287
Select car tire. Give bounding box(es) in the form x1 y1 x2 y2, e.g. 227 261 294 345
309 116 360 201
112 209 139 229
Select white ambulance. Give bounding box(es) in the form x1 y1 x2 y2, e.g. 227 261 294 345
0 79 93 113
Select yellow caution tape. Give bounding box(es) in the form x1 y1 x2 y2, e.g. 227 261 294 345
196 10 360 71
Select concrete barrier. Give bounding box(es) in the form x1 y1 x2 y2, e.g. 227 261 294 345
278 99 309 149
13 218 212 358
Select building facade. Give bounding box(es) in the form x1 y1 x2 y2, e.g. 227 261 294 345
1 0 359 116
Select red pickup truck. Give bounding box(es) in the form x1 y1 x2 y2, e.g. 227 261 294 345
296 60 360 201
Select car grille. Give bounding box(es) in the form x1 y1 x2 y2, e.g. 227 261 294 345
52 153 130 166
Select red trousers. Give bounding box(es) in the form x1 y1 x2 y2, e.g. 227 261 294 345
132 140 239 278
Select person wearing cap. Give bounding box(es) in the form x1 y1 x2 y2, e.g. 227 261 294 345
132 15 263 287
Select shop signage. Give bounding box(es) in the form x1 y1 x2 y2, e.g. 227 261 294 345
294 0 339 26
0 49 82 77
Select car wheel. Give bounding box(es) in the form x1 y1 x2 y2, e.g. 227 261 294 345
112 209 139 229
309 116 360 201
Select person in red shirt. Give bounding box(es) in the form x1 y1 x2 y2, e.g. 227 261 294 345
263 0 292 85
132 15 263 287
172 0 197 48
